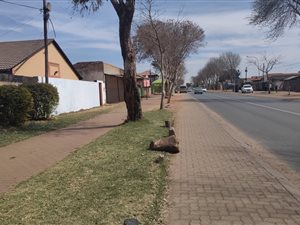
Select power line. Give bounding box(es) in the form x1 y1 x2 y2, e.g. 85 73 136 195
0 0 40 10
0 13 40 38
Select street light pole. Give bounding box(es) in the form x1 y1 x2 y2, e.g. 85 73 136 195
245 67 248 82
43 0 50 84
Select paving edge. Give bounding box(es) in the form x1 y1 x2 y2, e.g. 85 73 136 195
190 95 300 203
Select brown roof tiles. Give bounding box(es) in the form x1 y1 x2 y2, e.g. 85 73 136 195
0 39 52 70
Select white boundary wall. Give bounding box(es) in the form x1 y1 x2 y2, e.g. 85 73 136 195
38 77 106 115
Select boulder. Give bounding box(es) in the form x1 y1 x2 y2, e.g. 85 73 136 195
168 127 176 136
149 135 179 154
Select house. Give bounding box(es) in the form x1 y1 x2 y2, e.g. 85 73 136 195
74 62 154 102
137 70 159 97
249 76 264 91
0 39 105 115
283 75 300 92
0 39 81 83
137 70 159 84
248 73 300 91
269 73 300 91
74 61 124 103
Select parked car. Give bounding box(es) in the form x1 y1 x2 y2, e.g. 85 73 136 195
179 85 188 93
202 88 207 92
194 87 203 94
241 84 253 93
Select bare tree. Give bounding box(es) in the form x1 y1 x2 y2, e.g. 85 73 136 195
72 0 142 121
196 58 222 90
247 54 280 93
135 1 205 107
220 52 241 92
220 52 241 72
166 62 187 103
249 0 300 39
194 52 241 91
137 0 168 109
164 21 204 102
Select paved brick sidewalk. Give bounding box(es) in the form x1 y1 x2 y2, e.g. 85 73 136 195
167 94 300 225
0 96 161 194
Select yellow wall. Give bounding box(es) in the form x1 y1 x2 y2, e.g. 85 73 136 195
103 63 123 76
13 43 78 80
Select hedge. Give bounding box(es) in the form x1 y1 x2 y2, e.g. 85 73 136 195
22 83 59 120
0 85 33 127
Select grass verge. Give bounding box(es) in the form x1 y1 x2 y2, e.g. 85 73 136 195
0 105 116 147
0 109 172 225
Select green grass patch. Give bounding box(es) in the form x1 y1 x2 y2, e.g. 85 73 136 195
0 105 115 147
0 110 172 225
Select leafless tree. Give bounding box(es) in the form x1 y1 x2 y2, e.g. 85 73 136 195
165 63 187 103
249 0 300 39
72 0 142 121
247 54 280 93
135 1 167 109
220 52 241 72
220 52 241 91
195 52 241 91
196 58 221 90
135 0 205 107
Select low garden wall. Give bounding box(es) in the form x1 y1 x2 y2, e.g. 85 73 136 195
38 77 106 115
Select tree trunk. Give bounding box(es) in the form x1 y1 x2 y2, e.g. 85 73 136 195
160 73 165 110
267 73 271 94
167 82 174 104
112 1 142 121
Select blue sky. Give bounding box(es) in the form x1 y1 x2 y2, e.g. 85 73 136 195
0 0 299 82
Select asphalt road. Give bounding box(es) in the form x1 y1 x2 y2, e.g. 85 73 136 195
191 91 300 171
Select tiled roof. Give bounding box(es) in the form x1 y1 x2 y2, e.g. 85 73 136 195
269 73 300 80
250 76 263 81
138 70 151 77
73 61 103 70
269 73 300 77
0 39 82 79
0 39 52 70
137 70 159 77
284 75 300 81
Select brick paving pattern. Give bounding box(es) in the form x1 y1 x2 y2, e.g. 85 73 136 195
167 94 300 225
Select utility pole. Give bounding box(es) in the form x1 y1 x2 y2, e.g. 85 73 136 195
245 67 248 82
43 0 51 84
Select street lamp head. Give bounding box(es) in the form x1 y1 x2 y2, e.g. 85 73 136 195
46 2 52 11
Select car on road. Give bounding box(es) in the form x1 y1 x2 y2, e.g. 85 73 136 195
179 85 188 93
194 87 203 94
202 88 207 92
241 84 253 93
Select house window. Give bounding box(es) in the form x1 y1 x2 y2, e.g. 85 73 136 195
49 62 61 78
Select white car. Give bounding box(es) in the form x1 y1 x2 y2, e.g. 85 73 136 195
241 84 253 93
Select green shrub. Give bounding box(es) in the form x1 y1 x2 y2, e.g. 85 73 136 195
0 85 33 127
22 83 59 120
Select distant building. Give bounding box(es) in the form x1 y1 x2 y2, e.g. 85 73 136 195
137 70 159 97
74 61 124 103
249 73 300 91
137 70 159 84
283 76 300 92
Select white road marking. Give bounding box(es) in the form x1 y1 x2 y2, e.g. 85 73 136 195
196 93 300 117
246 102 300 117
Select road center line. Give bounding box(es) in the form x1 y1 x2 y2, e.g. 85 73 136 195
199 93 300 117
246 102 300 117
